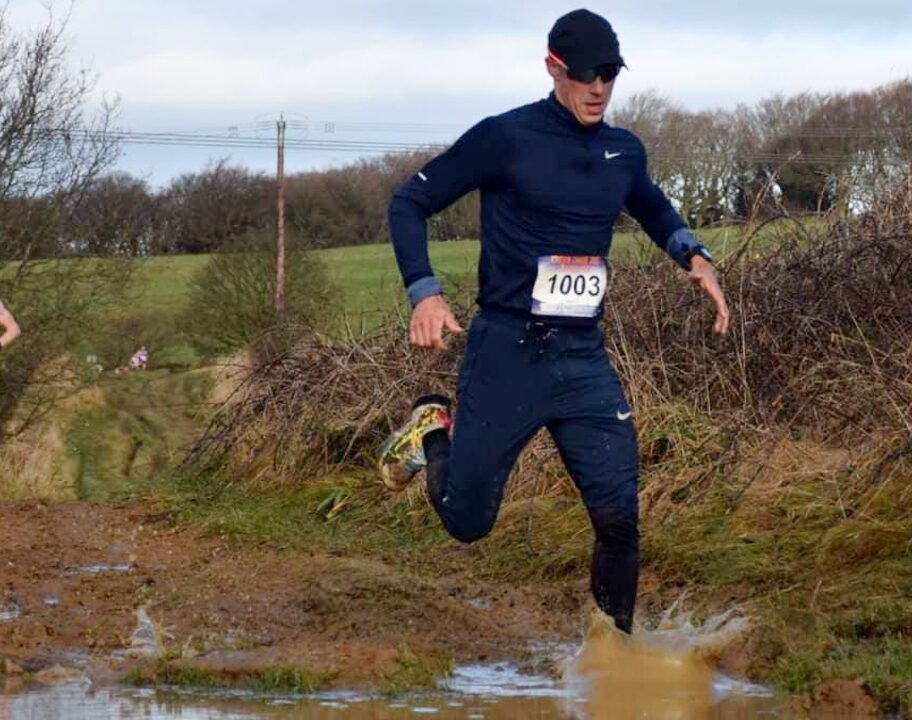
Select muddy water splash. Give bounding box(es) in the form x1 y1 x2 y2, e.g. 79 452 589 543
563 611 776 718
567 627 715 716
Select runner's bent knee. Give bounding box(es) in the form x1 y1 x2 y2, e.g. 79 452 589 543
588 503 639 547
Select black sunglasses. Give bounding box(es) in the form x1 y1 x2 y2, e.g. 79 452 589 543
567 64 622 84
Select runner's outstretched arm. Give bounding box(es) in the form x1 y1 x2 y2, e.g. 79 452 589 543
0 299 21 350
687 255 730 335
624 139 730 335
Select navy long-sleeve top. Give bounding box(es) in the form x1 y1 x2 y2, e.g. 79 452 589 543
388 91 701 325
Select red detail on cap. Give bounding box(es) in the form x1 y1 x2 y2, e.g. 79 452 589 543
547 49 568 69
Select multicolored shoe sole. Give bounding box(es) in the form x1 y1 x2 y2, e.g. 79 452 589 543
378 395 452 491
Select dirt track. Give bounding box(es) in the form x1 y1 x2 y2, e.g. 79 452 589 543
0 500 584 687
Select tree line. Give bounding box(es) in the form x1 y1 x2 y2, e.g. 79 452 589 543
610 82 912 226
11 75 912 259
2 83 910 260
0 152 479 258
0 8 910 265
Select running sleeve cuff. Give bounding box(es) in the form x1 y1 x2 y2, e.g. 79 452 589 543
407 276 444 307
665 228 704 270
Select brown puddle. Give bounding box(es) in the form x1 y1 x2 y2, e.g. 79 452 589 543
0 644 783 720
564 626 780 718
0 612 783 719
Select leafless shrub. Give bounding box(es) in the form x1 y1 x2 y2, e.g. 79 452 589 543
0 6 122 434
182 231 332 359
187 177 912 506
608 174 912 438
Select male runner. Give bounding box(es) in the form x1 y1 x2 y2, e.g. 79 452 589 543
379 9 729 634
0 299 20 351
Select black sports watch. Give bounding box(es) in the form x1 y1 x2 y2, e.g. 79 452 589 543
684 245 713 271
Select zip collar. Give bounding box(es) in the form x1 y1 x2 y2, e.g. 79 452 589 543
545 91 605 134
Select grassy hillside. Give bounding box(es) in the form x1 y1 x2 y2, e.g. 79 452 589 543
317 224 770 324
118 222 781 334
119 254 210 315
4 220 785 503
2 223 772 500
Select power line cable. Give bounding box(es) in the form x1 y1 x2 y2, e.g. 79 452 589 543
34 127 912 164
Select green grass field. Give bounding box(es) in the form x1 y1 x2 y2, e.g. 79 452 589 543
311 223 774 326
31 216 815 363
121 224 768 323
117 254 210 316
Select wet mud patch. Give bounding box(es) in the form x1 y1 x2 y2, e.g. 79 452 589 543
0 500 883 716
0 500 576 691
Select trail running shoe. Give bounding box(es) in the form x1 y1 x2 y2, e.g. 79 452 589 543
378 394 452 491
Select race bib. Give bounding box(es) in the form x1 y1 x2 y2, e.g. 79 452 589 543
531 255 608 318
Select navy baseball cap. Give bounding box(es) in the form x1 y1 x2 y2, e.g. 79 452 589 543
548 9 626 73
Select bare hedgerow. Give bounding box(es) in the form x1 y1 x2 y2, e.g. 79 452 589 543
186 175 912 495
608 173 912 439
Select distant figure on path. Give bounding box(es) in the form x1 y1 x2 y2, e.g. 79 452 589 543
114 346 149 375
378 9 729 634
129 346 149 371
0 299 21 351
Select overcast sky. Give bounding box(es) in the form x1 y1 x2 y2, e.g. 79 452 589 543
7 1 912 185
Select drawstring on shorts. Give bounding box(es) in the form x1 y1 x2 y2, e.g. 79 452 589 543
520 320 559 358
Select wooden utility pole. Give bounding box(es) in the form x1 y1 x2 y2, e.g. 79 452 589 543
275 114 287 314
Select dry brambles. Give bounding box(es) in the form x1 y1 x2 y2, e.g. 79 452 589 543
188 175 912 511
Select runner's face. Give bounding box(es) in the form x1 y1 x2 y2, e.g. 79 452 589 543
546 59 614 126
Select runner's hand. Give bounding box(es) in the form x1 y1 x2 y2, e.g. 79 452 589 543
688 256 730 335
410 294 463 350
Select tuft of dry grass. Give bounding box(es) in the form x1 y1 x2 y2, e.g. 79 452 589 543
0 384 109 500
0 422 73 500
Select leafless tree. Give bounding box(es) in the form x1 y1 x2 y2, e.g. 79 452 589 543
610 94 741 226
66 172 156 256
286 149 480 249
155 160 272 254
0 7 121 435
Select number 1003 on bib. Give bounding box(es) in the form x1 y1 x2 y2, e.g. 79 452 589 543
531 255 608 318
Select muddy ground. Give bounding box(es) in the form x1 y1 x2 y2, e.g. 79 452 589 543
0 499 891 719
0 500 587 689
